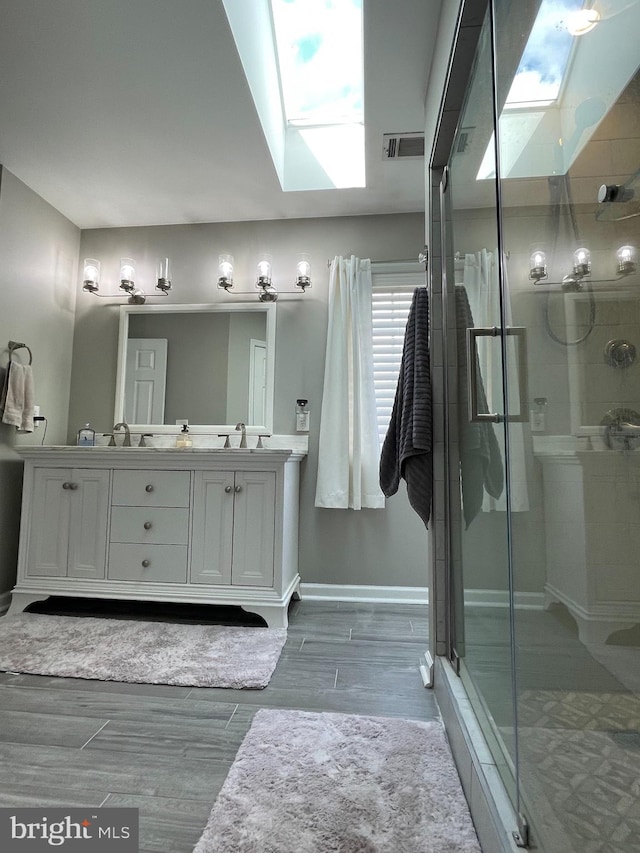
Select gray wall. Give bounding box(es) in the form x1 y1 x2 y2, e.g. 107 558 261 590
72 213 430 587
0 166 80 601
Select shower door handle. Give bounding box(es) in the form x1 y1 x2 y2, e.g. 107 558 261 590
467 326 528 423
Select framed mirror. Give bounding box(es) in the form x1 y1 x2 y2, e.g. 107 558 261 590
114 302 276 434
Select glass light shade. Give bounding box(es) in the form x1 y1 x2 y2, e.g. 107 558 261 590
296 253 312 289
256 255 272 287
572 247 591 276
82 258 100 292
119 257 136 292
218 253 234 289
156 257 171 292
617 244 637 276
565 9 600 36
529 250 547 281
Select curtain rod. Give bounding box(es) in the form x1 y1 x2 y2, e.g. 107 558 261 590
326 257 424 268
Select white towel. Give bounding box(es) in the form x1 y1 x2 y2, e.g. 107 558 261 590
1 362 35 432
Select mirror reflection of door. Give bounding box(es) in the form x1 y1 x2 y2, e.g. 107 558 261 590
125 338 168 423
248 339 267 426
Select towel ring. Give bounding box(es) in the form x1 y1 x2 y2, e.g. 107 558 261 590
8 340 33 365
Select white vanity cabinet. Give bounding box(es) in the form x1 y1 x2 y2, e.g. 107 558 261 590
12 448 303 627
25 467 110 580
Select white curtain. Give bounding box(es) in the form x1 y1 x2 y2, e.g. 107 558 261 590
463 250 529 512
314 256 385 510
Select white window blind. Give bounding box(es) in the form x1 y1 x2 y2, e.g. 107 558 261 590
371 264 425 446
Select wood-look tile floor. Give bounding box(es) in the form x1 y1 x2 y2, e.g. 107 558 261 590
0 598 437 853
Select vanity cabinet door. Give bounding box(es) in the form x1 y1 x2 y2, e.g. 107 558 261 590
26 467 109 580
231 471 275 587
190 471 235 584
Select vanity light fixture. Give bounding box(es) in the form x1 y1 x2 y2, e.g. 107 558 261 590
532 243 638 289
216 252 312 301
82 256 172 304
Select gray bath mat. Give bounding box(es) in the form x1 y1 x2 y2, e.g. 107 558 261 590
194 708 480 852
0 612 286 688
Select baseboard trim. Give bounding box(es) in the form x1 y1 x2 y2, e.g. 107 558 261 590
299 584 544 609
464 590 545 610
299 583 428 604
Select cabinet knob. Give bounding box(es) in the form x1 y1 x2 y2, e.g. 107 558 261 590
143 521 152 530
224 485 233 493
62 481 71 490
69 482 78 490
234 485 242 493
145 484 154 493
141 559 150 568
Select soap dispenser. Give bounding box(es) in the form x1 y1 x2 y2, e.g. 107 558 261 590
176 424 192 448
77 423 96 446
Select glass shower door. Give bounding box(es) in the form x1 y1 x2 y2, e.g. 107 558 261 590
493 0 640 848
443 13 519 809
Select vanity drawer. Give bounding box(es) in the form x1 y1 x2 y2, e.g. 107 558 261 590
108 543 187 583
112 470 190 507
110 507 189 546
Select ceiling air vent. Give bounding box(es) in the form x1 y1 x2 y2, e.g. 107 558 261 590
455 127 475 154
382 132 425 161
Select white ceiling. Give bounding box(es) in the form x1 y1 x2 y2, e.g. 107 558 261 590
0 0 441 229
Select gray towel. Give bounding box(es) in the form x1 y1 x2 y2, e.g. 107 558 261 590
455 285 503 527
379 288 432 527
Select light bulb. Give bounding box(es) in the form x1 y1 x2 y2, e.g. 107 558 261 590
296 253 312 290
119 257 136 292
82 258 100 292
218 253 234 289
617 245 637 276
529 250 547 282
572 247 591 277
257 255 272 288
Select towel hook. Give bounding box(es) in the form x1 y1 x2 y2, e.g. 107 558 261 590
8 340 33 365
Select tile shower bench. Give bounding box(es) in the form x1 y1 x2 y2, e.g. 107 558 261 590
10 447 304 628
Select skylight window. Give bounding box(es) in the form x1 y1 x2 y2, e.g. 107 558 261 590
270 0 364 127
476 0 592 180
505 0 581 107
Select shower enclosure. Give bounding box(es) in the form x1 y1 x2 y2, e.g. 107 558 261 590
434 1 640 849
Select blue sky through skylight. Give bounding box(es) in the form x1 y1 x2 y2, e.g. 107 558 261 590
505 0 582 105
270 0 364 126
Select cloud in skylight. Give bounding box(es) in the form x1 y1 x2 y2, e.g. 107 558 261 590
271 0 363 124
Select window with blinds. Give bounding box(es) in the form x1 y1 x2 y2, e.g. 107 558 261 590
371 264 425 446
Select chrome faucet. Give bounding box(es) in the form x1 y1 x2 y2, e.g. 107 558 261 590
113 422 131 446
235 422 247 448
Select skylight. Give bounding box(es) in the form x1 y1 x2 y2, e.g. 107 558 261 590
270 0 364 127
476 0 593 180
504 0 581 107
